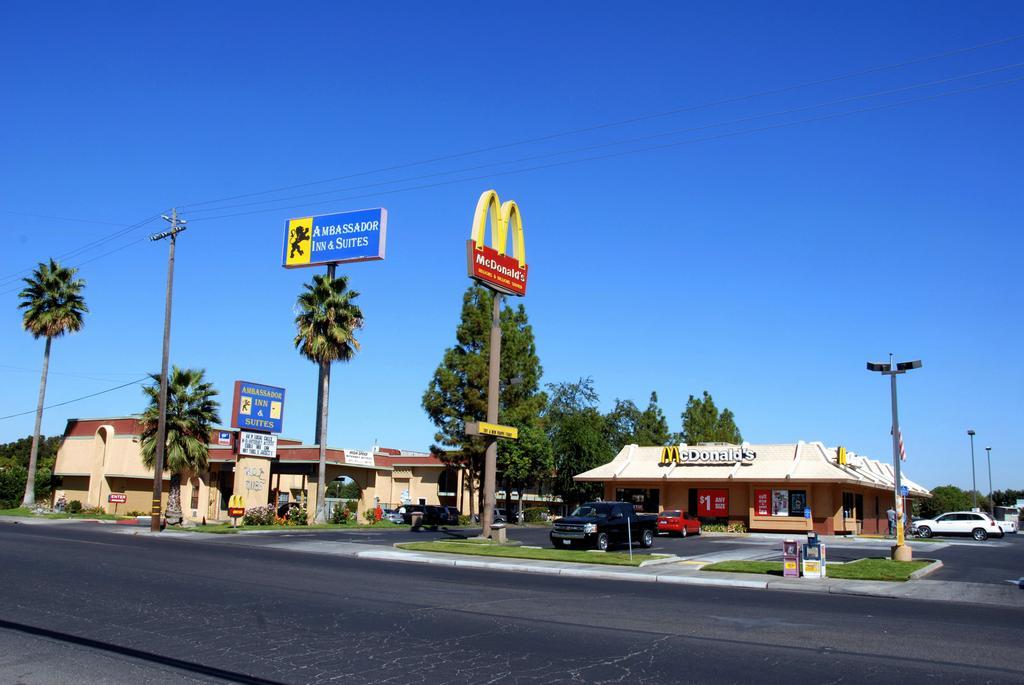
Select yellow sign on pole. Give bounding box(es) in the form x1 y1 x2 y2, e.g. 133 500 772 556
465 422 519 440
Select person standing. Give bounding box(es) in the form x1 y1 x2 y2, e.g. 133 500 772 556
886 507 897 537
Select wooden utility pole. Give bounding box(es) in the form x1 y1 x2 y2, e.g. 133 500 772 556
149 209 186 533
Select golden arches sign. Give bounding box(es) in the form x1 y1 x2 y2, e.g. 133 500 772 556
467 189 528 296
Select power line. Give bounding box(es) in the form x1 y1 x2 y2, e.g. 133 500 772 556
3 34 1020 282
0 235 153 297
0 377 149 421
0 210 132 227
184 61 1024 217
177 32 1024 211
192 74 1024 222
0 214 163 289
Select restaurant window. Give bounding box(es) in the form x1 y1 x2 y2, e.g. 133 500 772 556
788 490 807 518
842 492 855 519
190 478 200 510
615 488 660 513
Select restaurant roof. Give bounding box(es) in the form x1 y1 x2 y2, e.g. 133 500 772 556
574 442 931 496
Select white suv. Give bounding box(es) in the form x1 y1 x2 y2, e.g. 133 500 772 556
914 511 1005 541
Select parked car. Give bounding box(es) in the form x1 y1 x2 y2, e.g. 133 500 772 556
382 508 403 525
398 504 424 524
550 501 658 550
442 506 461 525
400 504 454 528
657 510 701 537
913 511 1005 541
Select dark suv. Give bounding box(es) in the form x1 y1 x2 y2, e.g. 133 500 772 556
401 504 453 528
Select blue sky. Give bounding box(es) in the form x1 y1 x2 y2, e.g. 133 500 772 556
1 3 1021 490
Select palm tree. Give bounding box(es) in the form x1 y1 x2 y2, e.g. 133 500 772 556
293 273 363 522
18 259 88 507
139 366 220 525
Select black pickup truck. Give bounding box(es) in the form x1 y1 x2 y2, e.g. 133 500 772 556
550 501 659 551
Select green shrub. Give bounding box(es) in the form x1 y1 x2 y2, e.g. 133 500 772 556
700 521 747 533
287 505 308 525
126 510 146 517
458 514 472 526
346 500 358 513
523 507 548 523
364 508 379 524
242 504 275 526
330 505 350 524
81 506 106 516
66 500 82 514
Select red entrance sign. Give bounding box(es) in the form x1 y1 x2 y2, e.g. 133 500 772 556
698 489 729 517
754 489 770 516
467 241 528 296
108 493 127 504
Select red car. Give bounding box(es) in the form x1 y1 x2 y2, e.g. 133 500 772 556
657 510 701 537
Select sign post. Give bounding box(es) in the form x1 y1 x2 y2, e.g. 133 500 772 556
228 495 245 529
464 190 529 541
108 492 126 517
230 380 285 522
282 208 387 523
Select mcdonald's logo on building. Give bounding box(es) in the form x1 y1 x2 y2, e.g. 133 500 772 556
660 446 681 465
466 189 528 296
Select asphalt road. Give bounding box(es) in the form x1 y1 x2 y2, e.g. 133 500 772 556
2 521 1023 684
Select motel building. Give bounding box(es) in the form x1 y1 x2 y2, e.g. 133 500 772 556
51 416 458 523
574 441 931 535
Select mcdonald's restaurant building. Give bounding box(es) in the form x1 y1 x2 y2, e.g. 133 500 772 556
574 442 931 535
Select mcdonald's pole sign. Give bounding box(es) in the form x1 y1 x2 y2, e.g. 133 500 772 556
467 190 528 296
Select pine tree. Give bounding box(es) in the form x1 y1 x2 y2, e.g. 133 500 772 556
422 284 545 516
681 391 743 444
636 391 671 446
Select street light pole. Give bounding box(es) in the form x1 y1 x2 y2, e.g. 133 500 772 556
867 355 921 561
967 430 977 511
149 209 187 533
985 446 993 516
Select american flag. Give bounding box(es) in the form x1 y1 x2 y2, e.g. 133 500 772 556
891 426 907 461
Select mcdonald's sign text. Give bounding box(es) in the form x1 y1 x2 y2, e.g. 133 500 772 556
659 445 757 466
467 241 528 296
467 190 528 296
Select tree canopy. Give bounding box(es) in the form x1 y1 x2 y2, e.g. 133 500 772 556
139 366 220 523
546 378 615 509
680 391 742 444
422 285 546 514
917 484 991 519
19 258 88 340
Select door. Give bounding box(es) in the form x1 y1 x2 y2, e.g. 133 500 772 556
609 504 625 542
962 513 987 535
932 513 955 534
687 489 698 517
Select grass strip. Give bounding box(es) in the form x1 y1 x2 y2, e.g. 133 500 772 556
397 540 645 566
0 507 122 521
183 521 409 534
701 557 930 582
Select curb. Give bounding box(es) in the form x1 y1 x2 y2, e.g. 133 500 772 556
909 559 943 580
356 548 771 590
